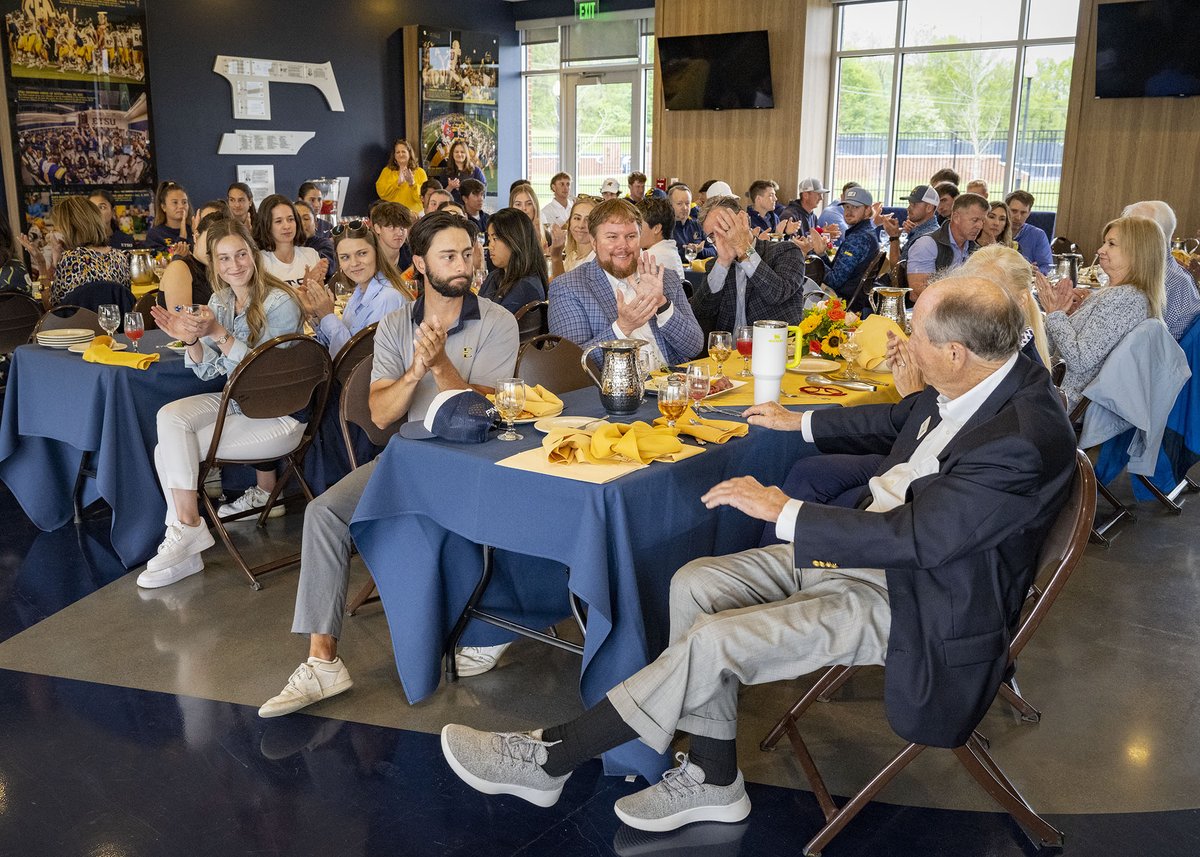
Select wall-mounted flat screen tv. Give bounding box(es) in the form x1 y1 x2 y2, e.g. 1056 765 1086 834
657 30 774 111
1096 0 1200 98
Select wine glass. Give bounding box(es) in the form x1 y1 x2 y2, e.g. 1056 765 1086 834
684 243 698 264
839 328 862 380
708 330 733 380
735 325 753 377
98 304 120 339
495 377 526 441
685 363 710 403
123 311 144 352
657 374 687 428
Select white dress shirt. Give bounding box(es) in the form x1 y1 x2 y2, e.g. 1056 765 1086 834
604 268 675 371
775 353 1019 541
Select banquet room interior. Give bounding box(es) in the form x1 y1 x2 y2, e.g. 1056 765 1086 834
2 0 1200 854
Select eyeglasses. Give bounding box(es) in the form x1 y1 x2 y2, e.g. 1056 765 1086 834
332 219 368 236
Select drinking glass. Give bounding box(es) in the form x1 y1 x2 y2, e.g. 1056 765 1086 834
839 328 862 380
657 374 688 428
686 363 710 402
123 311 144 352
684 244 698 264
98 304 120 338
708 330 733 379
495 377 526 441
735 325 753 377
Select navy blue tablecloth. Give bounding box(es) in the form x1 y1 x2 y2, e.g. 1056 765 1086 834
0 330 224 567
349 388 816 779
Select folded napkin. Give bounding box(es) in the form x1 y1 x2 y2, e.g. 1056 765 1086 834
82 336 160 370
853 314 907 370
544 420 694 465
487 384 563 418
653 406 748 444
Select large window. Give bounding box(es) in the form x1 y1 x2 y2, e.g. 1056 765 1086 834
830 0 1078 212
521 15 654 199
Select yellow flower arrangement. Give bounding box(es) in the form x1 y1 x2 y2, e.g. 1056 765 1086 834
797 298 858 357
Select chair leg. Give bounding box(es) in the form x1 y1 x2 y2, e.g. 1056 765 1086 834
1136 475 1185 513
200 488 299 590
999 679 1041 723
444 545 495 682
760 665 853 752
955 734 1064 849
346 580 379 616
784 720 839 823
1090 482 1135 545
816 664 860 703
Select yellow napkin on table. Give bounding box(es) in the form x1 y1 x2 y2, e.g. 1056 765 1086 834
82 336 160 370
853 314 907 371
544 421 696 465
653 406 748 444
487 384 563 419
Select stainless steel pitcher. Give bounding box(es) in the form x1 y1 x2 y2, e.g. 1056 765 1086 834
869 286 911 333
580 338 647 415
128 249 155 286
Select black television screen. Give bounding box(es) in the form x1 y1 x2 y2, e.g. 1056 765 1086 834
1096 0 1200 98
657 30 773 111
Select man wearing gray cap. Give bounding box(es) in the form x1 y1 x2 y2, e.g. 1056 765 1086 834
878 185 942 270
780 176 831 236
811 185 880 311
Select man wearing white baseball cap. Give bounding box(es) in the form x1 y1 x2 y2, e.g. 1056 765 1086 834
780 177 831 236
600 177 621 199
702 180 736 200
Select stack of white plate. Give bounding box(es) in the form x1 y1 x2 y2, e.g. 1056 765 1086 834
36 328 95 349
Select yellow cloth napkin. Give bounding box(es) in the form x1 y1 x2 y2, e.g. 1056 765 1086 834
653 406 748 444
82 336 160 370
544 421 692 465
853 314 907 370
487 384 563 419
690 259 708 272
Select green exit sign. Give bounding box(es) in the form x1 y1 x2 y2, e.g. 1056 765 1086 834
577 1 599 21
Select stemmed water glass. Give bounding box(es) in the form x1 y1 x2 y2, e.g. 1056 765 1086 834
685 363 710 403
98 304 120 339
495 377 526 441
707 330 733 380
839 327 862 380
123 311 144 352
735 325 753 377
657 374 688 428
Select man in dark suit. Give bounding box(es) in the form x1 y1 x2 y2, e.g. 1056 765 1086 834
441 276 1077 832
690 195 809 335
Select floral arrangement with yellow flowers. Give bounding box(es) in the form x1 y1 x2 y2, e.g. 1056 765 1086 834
797 298 859 357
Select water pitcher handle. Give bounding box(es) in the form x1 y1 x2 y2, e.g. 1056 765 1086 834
580 344 603 389
786 325 804 369
868 288 880 316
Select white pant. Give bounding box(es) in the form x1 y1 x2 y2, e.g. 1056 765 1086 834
154 392 305 524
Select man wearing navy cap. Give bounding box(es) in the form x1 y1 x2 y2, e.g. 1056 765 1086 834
877 184 942 270
811 185 879 311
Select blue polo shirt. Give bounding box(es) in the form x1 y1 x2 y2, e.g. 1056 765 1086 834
748 207 780 233
907 227 972 275
1013 223 1053 274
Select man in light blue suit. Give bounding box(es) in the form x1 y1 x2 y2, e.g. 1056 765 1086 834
549 198 703 369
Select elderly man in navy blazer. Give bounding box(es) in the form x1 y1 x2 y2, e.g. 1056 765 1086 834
549 198 703 368
441 275 1078 834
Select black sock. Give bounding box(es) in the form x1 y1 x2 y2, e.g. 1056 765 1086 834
688 734 737 786
540 698 639 777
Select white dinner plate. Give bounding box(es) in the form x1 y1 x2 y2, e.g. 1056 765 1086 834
68 341 126 353
512 405 563 425
787 357 840 374
533 415 607 434
36 328 94 342
165 341 188 353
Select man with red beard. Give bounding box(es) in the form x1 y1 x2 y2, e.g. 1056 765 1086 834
549 198 703 371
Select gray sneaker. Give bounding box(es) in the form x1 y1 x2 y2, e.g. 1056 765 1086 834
440 724 570 808
613 753 751 832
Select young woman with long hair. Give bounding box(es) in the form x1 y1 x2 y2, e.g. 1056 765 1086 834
443 139 486 203
253 193 324 288
143 180 193 253
226 182 258 227
375 138 427 216
39 195 131 305
976 201 1014 248
143 219 304 588
508 183 552 258
553 195 597 278
479 207 548 314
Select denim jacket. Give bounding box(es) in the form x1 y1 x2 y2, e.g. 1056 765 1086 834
186 286 303 381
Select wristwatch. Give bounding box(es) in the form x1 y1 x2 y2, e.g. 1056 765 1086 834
889 236 900 243
737 243 758 264
213 331 232 347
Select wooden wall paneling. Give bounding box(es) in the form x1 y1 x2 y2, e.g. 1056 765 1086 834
403 26 422 150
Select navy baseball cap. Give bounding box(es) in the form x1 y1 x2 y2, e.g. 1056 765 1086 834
399 389 496 443
842 186 874 208
907 185 940 206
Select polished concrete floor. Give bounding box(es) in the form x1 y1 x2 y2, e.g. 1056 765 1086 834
1 474 1199 856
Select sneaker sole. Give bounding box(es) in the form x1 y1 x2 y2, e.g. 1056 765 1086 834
137 554 205 589
613 793 752 833
257 677 353 719
440 725 565 808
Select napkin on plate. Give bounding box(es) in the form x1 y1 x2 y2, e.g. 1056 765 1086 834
653 406 748 444
82 336 160 370
544 421 692 465
487 384 563 418
852 314 906 370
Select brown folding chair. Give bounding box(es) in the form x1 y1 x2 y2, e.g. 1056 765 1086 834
197 334 334 590
1 292 42 397
760 451 1096 857
513 299 548 343
332 323 378 387
846 249 889 311
134 290 160 330
515 334 594 393
804 255 826 287
32 305 103 336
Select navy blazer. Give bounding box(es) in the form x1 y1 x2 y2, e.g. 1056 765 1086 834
793 356 1076 747
548 258 704 365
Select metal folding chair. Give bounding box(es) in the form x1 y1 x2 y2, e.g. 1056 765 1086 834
513 299 549 343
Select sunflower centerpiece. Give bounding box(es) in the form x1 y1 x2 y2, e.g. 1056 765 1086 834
796 298 859 358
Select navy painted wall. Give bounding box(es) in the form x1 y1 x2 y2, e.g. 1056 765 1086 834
514 0 654 19
144 0 517 215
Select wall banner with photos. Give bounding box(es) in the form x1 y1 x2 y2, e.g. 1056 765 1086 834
417 26 498 195
1 0 157 241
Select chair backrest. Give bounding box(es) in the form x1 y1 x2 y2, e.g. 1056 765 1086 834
516 334 594 393
848 249 889 309
33 305 103 336
134 290 160 330
57 279 135 315
225 334 333 420
804 255 826 286
332 322 378 386
0 292 43 356
340 354 404 459
513 300 548 343
1008 450 1097 663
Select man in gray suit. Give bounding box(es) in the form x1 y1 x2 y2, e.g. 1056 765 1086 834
440 275 1077 833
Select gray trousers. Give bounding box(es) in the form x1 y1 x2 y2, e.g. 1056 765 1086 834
607 543 891 753
291 459 377 639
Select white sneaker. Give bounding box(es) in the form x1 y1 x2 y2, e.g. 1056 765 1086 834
137 552 204 589
145 520 215 572
218 485 285 519
455 642 512 677
258 657 353 718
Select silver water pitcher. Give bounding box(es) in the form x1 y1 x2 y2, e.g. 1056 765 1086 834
128 249 155 286
580 338 648 415
869 286 911 333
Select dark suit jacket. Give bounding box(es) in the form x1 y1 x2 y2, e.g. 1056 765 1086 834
792 356 1076 747
690 239 807 335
